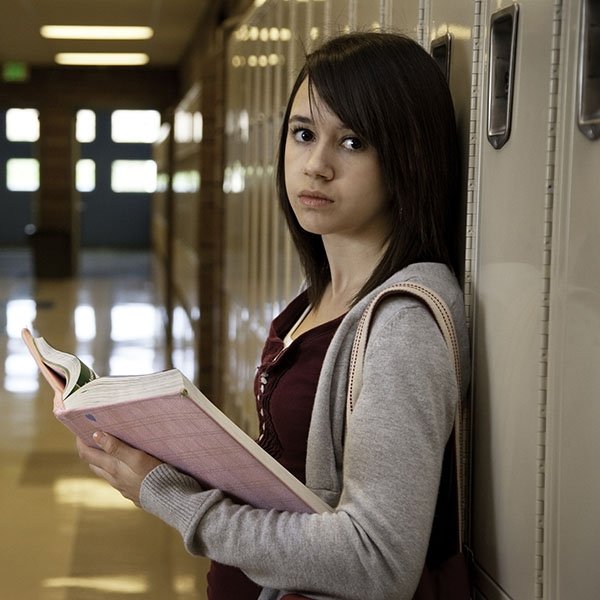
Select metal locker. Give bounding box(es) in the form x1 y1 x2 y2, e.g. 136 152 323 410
223 25 248 417
423 0 475 288
355 0 382 30
468 1 557 599
253 8 274 333
288 0 310 83
325 1 420 38
389 0 420 40
422 8 477 588
326 0 351 35
311 0 328 50
545 0 600 598
270 0 292 317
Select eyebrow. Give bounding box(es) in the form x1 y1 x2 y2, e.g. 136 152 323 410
289 113 353 135
289 114 313 125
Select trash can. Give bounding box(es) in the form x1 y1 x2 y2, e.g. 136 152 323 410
25 224 76 278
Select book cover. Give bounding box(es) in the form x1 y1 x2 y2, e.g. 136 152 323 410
22 328 332 515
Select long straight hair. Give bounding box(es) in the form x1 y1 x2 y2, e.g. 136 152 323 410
276 32 460 306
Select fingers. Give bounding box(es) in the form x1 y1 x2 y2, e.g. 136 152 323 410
77 432 139 472
76 434 120 484
92 432 163 475
76 435 110 470
92 431 130 462
75 432 163 508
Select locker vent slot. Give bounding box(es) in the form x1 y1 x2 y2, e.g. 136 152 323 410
487 4 520 149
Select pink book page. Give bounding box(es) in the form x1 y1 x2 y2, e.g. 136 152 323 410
21 328 67 411
58 393 317 513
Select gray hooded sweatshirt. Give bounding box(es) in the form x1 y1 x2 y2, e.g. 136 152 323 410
140 262 470 600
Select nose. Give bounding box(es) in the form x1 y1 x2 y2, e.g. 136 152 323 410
303 143 333 180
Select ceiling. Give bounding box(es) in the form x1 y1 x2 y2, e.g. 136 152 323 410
0 0 213 68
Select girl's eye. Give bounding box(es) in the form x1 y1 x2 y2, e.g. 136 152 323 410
342 137 364 151
291 127 314 143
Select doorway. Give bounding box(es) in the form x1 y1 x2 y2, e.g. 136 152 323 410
78 109 159 248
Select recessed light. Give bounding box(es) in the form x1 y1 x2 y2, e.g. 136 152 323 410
55 53 150 66
41 25 153 40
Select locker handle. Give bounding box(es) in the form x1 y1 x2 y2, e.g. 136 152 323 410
431 33 452 82
487 4 519 149
577 0 600 140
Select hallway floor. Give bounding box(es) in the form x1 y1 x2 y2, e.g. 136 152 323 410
0 249 209 600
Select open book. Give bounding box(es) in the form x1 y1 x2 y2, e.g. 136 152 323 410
21 328 332 514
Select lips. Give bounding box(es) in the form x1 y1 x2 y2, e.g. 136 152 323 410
297 190 333 207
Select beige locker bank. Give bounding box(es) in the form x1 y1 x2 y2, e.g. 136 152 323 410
468 0 600 599
219 0 599 598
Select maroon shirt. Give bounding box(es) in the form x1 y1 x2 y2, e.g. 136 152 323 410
207 291 344 600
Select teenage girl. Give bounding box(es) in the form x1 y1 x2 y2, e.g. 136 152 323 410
77 32 470 600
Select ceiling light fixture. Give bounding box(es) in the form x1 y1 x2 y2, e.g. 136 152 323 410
55 53 150 66
41 25 153 40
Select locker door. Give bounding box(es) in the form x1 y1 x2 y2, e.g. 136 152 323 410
270 0 293 315
355 0 381 30
326 1 420 41
424 0 475 287
303 0 327 53
545 1 600 598
389 0 421 40
326 0 350 36
469 2 556 599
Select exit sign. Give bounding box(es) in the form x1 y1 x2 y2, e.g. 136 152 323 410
3 62 29 82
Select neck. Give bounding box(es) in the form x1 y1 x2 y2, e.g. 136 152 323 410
321 234 389 306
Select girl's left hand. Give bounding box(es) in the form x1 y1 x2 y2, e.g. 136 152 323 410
76 432 162 507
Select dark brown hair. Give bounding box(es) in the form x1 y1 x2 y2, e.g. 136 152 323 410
276 32 460 306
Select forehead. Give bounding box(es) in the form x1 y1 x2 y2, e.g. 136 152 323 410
289 78 341 126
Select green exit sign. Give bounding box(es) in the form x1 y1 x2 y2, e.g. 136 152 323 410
3 62 29 82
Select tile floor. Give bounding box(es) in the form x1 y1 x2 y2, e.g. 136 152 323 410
0 248 209 600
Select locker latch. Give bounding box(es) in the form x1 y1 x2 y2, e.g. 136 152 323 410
431 33 452 82
578 0 600 140
487 4 520 150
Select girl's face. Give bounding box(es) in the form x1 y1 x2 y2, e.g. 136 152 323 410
284 79 390 248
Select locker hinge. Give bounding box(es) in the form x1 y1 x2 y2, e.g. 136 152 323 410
536 1 565 598
463 0 484 330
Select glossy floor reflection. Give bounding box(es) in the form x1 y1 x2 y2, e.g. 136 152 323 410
0 249 209 600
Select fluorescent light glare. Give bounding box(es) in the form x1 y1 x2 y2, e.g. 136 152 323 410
55 53 149 66
41 25 153 40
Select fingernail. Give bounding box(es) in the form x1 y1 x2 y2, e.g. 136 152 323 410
93 431 106 445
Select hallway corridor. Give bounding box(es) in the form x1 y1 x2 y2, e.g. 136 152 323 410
0 249 209 600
